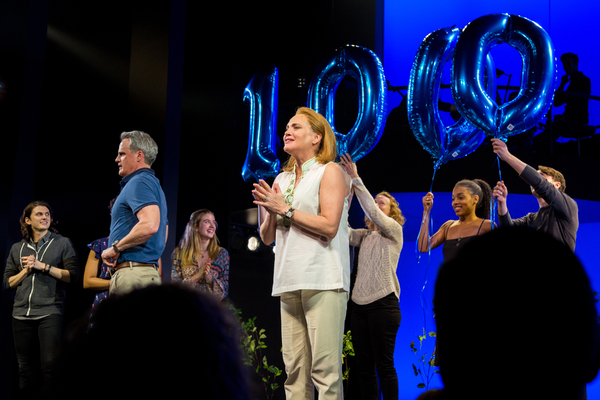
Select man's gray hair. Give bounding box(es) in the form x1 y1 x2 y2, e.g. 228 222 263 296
120 130 158 166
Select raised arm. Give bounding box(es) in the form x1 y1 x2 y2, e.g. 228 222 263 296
341 153 402 240
491 138 527 175
417 193 449 252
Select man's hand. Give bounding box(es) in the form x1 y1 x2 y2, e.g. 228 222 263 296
493 181 509 216
20 255 35 274
491 138 510 161
559 74 571 88
491 138 526 175
101 247 120 268
493 181 508 202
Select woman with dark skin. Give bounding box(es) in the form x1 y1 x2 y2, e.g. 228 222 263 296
418 179 493 260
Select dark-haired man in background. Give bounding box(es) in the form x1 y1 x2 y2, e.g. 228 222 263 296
553 52 592 140
491 138 579 252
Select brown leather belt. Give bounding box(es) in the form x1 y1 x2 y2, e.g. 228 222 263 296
114 261 157 271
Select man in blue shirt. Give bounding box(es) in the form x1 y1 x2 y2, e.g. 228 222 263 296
101 131 168 295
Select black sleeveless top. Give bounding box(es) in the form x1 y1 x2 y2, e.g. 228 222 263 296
442 219 486 261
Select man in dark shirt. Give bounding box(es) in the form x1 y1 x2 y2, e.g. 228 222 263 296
553 52 592 139
491 138 578 252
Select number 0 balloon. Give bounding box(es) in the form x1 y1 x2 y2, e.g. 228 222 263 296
408 26 495 169
308 44 387 162
452 13 557 139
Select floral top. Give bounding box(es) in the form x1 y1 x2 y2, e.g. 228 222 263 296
87 237 111 309
170 247 230 300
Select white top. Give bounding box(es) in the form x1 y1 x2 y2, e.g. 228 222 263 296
348 177 403 305
271 161 352 296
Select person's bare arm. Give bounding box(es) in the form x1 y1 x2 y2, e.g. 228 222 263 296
83 250 110 290
254 164 348 240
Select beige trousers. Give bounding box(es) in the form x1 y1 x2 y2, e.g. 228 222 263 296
280 289 348 400
109 265 160 296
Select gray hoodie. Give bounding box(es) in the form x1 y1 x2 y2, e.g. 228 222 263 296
3 231 79 317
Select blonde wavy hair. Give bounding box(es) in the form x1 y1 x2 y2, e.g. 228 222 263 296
175 209 221 268
365 191 405 230
282 107 338 172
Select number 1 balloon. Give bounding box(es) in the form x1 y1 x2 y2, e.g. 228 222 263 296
242 67 280 182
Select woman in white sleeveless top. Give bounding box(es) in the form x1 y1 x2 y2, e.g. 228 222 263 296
253 107 351 400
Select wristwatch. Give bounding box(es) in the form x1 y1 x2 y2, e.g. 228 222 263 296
112 240 121 253
283 207 295 228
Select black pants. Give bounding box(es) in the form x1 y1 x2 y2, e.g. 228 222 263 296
13 315 63 398
351 293 401 400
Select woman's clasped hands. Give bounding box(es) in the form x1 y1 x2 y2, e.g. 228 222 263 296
252 180 286 215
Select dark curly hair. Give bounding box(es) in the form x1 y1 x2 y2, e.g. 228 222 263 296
454 179 492 219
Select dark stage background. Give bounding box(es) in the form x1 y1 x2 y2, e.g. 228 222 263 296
1 1 599 399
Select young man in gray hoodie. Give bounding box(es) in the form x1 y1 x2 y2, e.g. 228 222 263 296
3 200 79 398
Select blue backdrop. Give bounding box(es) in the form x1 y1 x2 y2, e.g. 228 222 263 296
383 0 599 134
382 4 600 395
367 192 600 399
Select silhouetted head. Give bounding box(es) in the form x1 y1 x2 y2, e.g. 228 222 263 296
561 53 579 75
52 284 249 400
434 227 599 399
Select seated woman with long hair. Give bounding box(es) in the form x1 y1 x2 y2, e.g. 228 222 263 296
171 209 229 300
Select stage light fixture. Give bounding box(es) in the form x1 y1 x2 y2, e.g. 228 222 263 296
247 235 260 252
230 226 245 251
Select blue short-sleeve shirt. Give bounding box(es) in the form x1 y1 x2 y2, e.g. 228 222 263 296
109 168 168 265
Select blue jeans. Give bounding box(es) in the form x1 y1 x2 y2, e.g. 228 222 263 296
13 314 63 397
350 293 401 400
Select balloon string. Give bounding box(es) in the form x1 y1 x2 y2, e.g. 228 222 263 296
490 154 503 230
497 154 503 181
415 163 438 333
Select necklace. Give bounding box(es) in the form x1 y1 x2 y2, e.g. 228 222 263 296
283 157 317 206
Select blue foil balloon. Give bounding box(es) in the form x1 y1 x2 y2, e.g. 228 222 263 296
307 44 387 162
452 14 557 139
408 26 495 168
242 67 280 182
